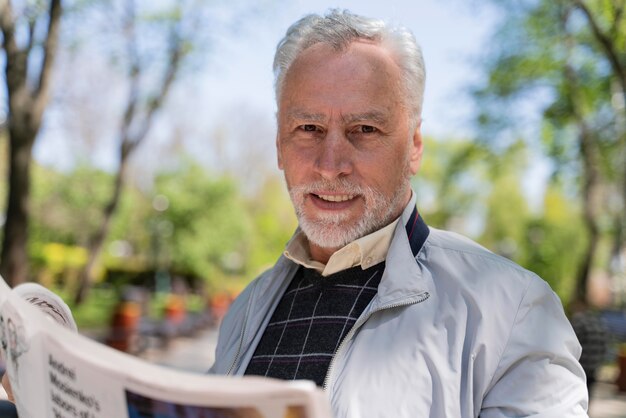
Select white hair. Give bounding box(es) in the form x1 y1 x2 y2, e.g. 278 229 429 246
273 9 426 124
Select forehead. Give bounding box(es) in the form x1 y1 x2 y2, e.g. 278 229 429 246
278 41 406 118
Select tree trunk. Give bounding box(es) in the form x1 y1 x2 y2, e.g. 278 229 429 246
74 157 129 305
573 123 601 305
557 17 604 304
575 213 599 304
0 0 62 286
0 128 35 286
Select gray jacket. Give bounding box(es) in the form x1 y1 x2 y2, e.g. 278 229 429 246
209 208 588 417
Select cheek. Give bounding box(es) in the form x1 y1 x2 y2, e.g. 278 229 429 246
369 159 410 198
281 146 316 173
280 154 309 184
358 151 402 183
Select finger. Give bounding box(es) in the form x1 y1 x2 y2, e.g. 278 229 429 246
1 373 14 403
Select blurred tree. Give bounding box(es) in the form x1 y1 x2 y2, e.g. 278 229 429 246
0 128 8 209
25 159 295 292
0 0 62 285
522 185 587 301
414 135 534 241
207 105 281 195
2 0 277 296
154 163 252 288
73 0 194 304
571 0 626 288
70 0 275 304
480 182 527 256
29 164 152 289
246 176 297 273
473 0 625 304
31 165 114 246
414 136 491 233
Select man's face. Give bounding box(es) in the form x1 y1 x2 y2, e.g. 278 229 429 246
276 41 423 262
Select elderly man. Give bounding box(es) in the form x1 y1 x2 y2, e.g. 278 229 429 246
209 9 588 418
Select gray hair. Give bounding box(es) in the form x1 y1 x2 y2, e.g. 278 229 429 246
273 9 426 123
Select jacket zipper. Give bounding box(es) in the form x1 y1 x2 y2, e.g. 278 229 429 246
226 281 259 376
322 291 430 391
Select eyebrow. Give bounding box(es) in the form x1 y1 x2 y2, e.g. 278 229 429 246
286 108 390 125
341 111 388 125
286 109 327 122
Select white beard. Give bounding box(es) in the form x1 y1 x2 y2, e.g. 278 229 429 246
288 176 410 249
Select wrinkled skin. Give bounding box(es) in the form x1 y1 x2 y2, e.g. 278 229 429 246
277 41 423 263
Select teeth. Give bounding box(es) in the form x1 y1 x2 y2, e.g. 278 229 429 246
317 194 355 202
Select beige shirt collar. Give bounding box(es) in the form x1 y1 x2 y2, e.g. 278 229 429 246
284 192 416 277
284 220 399 276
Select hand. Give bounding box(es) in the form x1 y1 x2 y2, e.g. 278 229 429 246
1 373 14 403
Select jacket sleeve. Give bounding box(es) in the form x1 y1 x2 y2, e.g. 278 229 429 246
480 277 589 417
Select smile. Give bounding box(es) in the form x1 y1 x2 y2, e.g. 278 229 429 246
315 194 356 202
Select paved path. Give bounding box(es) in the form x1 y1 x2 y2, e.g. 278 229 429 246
142 326 626 418
589 381 626 418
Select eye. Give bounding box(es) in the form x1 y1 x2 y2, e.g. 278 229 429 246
300 124 317 132
353 125 378 134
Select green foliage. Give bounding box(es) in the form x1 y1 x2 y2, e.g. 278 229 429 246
245 177 297 274
480 173 530 259
154 163 253 285
414 136 490 230
28 164 154 286
30 165 113 245
474 0 623 156
54 285 118 331
521 187 587 299
106 183 154 265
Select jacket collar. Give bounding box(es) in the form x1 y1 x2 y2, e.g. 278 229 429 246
372 193 432 308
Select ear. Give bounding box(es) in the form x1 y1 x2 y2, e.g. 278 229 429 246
408 122 423 175
276 133 284 170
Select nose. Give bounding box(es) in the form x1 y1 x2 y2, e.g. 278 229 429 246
314 129 353 180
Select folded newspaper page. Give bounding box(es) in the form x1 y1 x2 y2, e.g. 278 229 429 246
0 276 331 418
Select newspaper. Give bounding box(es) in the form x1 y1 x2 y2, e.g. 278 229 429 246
0 276 331 418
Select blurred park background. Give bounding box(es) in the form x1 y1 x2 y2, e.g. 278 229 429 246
1 0 626 393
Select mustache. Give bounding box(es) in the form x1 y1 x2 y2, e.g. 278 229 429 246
289 179 365 195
